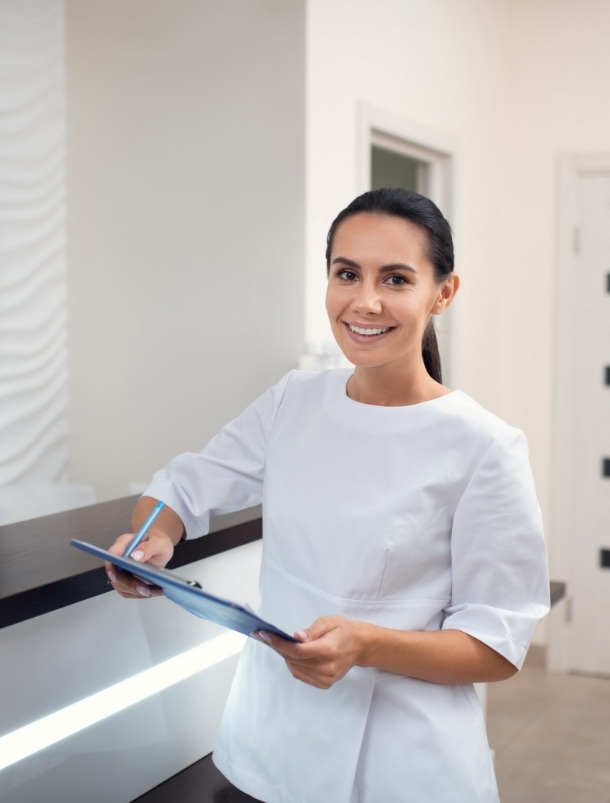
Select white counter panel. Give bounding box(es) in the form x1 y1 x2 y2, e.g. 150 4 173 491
0 540 262 802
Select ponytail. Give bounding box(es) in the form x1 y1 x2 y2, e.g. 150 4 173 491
422 321 442 384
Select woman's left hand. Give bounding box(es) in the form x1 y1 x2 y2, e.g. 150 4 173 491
254 616 365 689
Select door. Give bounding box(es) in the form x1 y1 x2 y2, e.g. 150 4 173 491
565 171 610 675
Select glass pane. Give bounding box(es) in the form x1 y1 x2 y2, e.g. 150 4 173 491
371 145 426 192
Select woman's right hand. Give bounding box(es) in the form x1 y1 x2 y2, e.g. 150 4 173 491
105 530 175 599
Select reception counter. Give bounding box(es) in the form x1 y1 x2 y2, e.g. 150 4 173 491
0 497 263 802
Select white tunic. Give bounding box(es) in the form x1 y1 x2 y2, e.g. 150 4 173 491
145 369 550 803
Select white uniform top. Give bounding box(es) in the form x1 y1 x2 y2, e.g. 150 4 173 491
145 369 550 803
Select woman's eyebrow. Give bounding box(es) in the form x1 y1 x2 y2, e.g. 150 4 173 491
331 256 360 269
332 256 417 274
379 263 417 275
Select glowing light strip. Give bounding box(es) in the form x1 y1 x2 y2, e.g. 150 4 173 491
0 631 245 771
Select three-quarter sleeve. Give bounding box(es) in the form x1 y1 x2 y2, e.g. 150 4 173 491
143 371 293 539
442 426 550 669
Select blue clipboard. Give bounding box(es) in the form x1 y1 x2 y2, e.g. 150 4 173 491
71 539 296 641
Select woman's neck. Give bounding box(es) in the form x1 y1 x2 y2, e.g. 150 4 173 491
346 365 450 407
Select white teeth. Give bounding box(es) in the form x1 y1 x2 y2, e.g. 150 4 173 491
349 324 389 336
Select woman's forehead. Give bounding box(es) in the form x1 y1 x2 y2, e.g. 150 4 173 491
331 213 430 262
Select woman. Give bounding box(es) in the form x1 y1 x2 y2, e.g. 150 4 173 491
107 188 550 802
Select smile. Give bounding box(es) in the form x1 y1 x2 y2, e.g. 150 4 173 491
348 324 391 336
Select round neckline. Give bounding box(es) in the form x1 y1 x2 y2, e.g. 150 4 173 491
338 369 458 410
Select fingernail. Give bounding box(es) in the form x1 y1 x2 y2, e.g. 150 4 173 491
258 631 271 644
136 585 151 597
295 631 308 641
107 570 117 583
132 550 144 561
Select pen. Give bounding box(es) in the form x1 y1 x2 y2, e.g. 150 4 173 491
123 500 166 558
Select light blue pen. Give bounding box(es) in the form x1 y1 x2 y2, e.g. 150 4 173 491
123 500 166 558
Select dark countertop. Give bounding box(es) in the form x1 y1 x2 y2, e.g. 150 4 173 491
0 496 262 629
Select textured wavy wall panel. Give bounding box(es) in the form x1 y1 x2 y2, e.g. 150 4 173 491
0 1 68 486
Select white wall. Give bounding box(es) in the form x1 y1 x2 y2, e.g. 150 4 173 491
65 0 306 501
0 0 68 487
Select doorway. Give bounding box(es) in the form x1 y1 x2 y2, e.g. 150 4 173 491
550 154 610 676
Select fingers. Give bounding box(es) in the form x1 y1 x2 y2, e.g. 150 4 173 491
105 531 173 600
106 563 163 599
107 530 173 566
253 632 335 689
254 617 357 689
105 556 161 599
285 664 335 690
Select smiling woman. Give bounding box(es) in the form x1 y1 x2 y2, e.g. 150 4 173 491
106 188 550 803
325 188 458 401
326 215 458 406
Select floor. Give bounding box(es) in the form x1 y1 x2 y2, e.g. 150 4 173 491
487 646 610 803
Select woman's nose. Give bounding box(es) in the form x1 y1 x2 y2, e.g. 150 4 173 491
351 281 382 314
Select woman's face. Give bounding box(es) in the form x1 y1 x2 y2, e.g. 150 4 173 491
325 212 454 374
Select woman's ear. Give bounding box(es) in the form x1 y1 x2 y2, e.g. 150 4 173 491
432 273 460 315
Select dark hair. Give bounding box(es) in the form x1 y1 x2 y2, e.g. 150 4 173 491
325 188 454 384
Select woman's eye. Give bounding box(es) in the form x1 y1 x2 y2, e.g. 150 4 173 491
337 269 357 281
385 274 408 286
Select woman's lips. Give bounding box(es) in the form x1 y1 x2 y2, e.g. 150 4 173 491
343 322 394 340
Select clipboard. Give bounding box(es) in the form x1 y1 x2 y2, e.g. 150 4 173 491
71 539 296 641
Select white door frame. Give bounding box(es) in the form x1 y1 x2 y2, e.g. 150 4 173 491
548 152 610 672
358 103 457 382
358 103 456 210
